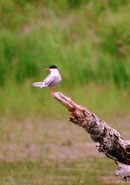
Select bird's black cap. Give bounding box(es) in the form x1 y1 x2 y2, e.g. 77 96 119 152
49 65 58 69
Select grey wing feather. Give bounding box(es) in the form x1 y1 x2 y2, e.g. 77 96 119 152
32 74 53 88
44 74 53 87
32 75 53 88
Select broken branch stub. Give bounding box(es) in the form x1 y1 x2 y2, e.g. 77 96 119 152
52 92 130 181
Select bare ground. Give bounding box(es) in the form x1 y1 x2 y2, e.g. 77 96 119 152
0 116 129 162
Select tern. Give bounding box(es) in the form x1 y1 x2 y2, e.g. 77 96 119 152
32 65 62 92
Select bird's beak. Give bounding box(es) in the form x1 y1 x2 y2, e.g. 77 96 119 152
44 68 50 71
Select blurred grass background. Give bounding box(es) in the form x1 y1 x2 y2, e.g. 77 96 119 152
0 0 130 119
0 0 130 184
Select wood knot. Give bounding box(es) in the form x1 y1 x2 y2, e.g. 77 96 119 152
126 145 130 154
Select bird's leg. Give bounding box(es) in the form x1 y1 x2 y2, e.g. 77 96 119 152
50 87 55 92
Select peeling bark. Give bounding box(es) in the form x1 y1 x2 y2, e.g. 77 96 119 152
52 92 130 181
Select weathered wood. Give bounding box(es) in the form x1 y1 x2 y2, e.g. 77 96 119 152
52 92 130 181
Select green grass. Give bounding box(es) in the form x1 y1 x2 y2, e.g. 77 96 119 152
0 83 129 119
0 157 128 185
0 27 129 88
0 0 130 119
0 0 130 88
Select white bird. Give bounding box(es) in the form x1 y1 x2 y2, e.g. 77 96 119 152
32 65 62 92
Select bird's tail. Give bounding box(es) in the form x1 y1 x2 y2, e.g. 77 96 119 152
32 82 45 88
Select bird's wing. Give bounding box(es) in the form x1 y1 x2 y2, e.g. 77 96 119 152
44 74 54 87
32 74 53 88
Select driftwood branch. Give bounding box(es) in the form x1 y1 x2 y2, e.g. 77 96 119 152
52 92 130 181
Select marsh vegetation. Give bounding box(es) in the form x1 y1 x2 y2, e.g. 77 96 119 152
0 0 130 184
